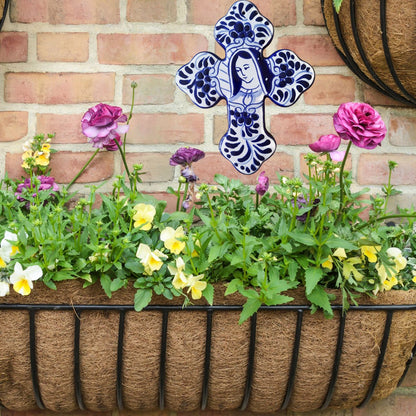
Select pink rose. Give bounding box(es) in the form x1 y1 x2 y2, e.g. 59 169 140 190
81 103 129 149
333 102 386 149
309 134 341 153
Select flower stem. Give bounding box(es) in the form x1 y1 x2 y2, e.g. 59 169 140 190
66 148 100 190
336 140 352 223
114 138 133 191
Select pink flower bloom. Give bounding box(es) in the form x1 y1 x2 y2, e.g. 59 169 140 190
15 176 59 203
309 134 341 153
103 136 123 152
255 171 269 196
333 102 386 149
81 103 129 149
329 150 346 162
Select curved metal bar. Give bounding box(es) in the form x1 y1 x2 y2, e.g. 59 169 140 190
379 0 416 104
73 310 85 410
280 309 303 410
159 310 169 410
0 0 10 31
321 0 386 96
29 310 45 410
358 310 394 408
201 309 213 410
398 342 416 386
116 309 126 410
320 310 346 409
348 0 412 105
240 312 257 410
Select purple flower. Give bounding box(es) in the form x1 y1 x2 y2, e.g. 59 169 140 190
294 195 320 222
329 150 346 162
309 134 341 153
102 135 122 152
169 147 205 167
255 171 269 196
15 176 59 203
181 167 198 183
81 103 129 150
333 102 386 149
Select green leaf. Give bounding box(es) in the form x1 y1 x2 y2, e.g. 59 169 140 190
239 298 262 324
203 283 214 305
288 261 299 280
325 236 357 250
288 231 316 246
100 274 112 298
125 259 143 274
305 267 323 295
225 278 243 295
307 286 333 317
333 0 343 13
265 294 294 306
134 288 152 312
110 277 126 292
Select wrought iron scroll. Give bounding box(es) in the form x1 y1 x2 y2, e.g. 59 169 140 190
1 303 416 411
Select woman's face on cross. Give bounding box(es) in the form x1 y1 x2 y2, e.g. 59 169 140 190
235 56 258 89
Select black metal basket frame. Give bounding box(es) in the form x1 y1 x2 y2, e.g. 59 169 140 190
0 302 415 412
321 0 416 106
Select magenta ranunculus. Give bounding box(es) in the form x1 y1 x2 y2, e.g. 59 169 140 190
329 150 346 162
15 176 59 203
309 134 341 153
333 102 386 149
255 171 269 196
169 147 205 167
103 135 123 152
81 103 129 149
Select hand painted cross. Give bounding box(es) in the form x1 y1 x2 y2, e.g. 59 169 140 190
176 0 315 174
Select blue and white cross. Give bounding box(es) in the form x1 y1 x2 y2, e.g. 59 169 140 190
176 0 315 174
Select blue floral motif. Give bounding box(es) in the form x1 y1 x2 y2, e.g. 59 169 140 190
175 0 315 174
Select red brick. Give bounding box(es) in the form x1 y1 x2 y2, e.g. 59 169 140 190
98 34 208 65
303 0 325 26
127 0 176 23
125 153 174 182
37 33 89 62
389 116 416 147
213 115 228 145
363 86 409 107
357 154 416 186
122 75 175 105
10 0 48 23
36 114 87 144
270 114 336 145
353 394 416 416
6 151 114 184
304 75 356 105
11 0 119 24
196 152 293 185
0 32 28 62
0 112 28 141
127 113 204 145
277 35 344 67
5 72 115 104
186 0 296 27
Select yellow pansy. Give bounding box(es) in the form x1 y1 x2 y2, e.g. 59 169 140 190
333 248 347 259
361 245 381 263
10 262 43 296
0 231 19 268
382 276 398 291
136 243 167 275
132 203 156 231
168 257 188 290
0 281 9 297
186 274 207 300
386 247 407 272
342 257 364 281
322 256 333 270
160 226 186 254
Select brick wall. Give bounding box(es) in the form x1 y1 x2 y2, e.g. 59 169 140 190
1 0 416 415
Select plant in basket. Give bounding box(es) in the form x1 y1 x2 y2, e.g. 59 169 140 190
0 92 415 320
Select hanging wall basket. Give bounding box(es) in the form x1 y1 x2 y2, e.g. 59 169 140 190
321 0 416 106
1 281 416 413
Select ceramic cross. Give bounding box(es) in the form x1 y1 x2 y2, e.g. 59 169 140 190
176 0 315 174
